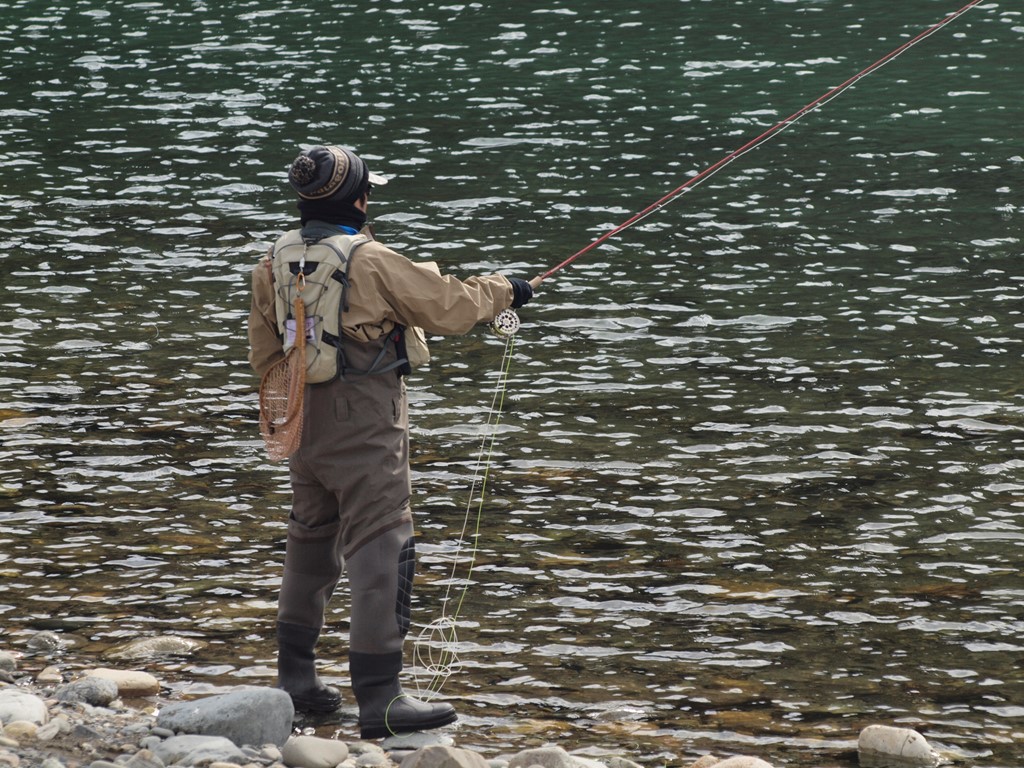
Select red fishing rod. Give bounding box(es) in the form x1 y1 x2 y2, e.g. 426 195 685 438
527 0 988 291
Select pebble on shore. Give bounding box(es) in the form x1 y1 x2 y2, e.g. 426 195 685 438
0 644 950 768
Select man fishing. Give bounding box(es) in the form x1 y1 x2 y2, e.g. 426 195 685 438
247 144 535 738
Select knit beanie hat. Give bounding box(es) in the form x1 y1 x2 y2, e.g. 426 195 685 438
288 145 387 204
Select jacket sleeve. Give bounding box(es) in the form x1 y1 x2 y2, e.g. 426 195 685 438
247 255 283 379
359 247 515 336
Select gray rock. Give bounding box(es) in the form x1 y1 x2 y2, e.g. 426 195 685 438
0 653 16 673
401 745 490 768
356 750 390 767
0 688 49 725
26 631 66 652
36 719 63 741
73 723 106 740
507 748 576 768
156 687 294 748
55 676 120 707
153 734 246 766
120 749 166 768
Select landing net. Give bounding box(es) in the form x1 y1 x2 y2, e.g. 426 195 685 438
258 295 307 462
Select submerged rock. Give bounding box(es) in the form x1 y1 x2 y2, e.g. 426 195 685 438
858 725 939 767
105 635 209 661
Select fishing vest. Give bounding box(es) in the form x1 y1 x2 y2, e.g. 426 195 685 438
269 229 410 383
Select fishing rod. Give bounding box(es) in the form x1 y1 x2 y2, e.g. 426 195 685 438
527 0 988 291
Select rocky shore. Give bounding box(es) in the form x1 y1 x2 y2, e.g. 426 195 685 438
1 640 946 768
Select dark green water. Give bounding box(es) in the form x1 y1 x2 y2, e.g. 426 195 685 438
1 1 1022 765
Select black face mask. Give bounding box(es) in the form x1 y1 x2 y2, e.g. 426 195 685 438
296 197 367 229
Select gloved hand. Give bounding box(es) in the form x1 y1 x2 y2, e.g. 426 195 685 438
507 277 534 309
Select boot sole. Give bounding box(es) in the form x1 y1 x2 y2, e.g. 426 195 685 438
359 709 457 739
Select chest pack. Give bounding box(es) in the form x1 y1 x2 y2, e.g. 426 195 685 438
269 229 408 383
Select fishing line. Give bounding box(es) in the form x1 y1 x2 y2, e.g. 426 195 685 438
411 320 519 698
534 0 988 284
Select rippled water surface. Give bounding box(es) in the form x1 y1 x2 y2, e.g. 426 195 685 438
1 1 1022 765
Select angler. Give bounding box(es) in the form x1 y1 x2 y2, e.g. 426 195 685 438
247 144 535 738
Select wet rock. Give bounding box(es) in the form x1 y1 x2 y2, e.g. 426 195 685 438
156 687 293 748
0 655 15 674
602 758 644 768
55 676 120 707
381 731 453 751
25 632 65 653
105 636 208 661
85 668 161 698
858 725 939 767
0 690 48 726
282 734 350 767
402 745 490 768
153 734 246 765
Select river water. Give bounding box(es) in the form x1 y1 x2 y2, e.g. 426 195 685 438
1 0 1022 765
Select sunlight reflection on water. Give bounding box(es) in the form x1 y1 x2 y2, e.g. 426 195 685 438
2 0 1023 764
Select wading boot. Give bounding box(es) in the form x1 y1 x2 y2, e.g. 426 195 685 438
346 522 457 738
349 650 457 739
277 621 342 714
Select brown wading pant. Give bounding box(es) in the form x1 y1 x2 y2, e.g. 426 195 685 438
277 337 414 654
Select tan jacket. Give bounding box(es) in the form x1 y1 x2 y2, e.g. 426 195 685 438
248 226 514 378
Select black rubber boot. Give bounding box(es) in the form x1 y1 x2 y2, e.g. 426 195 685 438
346 522 457 738
349 650 457 739
277 621 342 714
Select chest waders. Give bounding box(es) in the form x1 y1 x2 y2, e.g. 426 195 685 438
271 231 456 732
270 230 402 715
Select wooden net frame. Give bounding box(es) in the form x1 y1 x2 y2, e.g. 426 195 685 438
258 294 307 461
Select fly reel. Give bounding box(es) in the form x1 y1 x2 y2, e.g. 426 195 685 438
491 308 521 338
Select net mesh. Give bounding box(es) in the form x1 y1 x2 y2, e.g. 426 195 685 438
258 294 307 461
